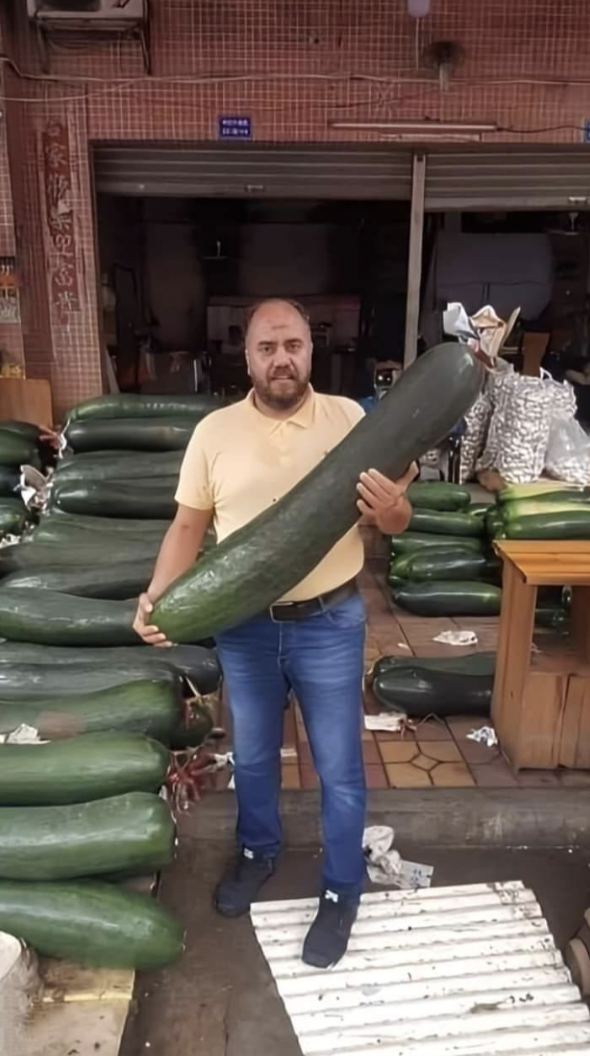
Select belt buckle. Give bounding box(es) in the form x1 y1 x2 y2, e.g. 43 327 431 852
270 602 294 623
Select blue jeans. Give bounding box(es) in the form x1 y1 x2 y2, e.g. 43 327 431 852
216 592 367 900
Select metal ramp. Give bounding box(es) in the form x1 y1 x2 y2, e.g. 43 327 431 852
251 882 590 1056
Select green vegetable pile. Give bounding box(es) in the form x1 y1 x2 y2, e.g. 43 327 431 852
0 394 224 970
388 480 572 627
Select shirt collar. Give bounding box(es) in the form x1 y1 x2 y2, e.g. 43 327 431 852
246 386 315 430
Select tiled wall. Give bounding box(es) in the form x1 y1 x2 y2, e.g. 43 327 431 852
2 0 590 413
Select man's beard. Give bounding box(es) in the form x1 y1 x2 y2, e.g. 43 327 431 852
254 371 310 410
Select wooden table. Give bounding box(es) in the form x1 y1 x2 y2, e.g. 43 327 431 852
492 540 590 770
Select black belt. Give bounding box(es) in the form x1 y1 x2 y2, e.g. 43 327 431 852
269 579 357 623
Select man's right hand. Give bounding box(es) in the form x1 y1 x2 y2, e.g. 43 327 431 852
133 593 171 646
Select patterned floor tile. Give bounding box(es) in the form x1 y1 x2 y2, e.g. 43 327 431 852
378 741 418 764
419 741 462 763
385 762 432 788
430 761 476 788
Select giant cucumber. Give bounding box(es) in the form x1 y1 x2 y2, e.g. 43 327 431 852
64 417 199 453
393 580 502 617
0 732 170 805
154 343 484 641
0 791 175 880
0 643 221 691
2 560 154 599
67 392 222 422
0 879 184 968
51 480 176 519
0 678 183 741
0 589 138 646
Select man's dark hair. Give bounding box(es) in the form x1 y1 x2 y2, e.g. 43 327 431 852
245 299 311 338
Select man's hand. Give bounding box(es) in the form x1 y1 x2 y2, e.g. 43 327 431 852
357 463 417 535
133 593 171 647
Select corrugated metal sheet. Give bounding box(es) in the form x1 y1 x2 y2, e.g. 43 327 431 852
93 143 413 199
251 882 590 1056
425 149 590 211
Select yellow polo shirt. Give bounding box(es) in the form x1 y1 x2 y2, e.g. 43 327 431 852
175 388 365 602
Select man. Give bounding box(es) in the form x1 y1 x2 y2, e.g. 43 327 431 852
134 299 413 969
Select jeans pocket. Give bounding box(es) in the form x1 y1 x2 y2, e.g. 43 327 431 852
324 593 366 629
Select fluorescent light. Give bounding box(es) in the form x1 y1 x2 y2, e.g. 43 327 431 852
379 133 483 143
329 119 499 133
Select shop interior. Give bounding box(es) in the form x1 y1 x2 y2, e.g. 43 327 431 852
96 194 410 400
97 194 590 413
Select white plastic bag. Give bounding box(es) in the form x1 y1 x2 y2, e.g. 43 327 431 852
480 372 576 484
546 417 590 485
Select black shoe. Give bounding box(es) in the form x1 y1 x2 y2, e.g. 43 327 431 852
214 849 276 918
302 890 358 968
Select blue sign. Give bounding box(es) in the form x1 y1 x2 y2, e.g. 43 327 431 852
585 120 590 143
218 116 252 140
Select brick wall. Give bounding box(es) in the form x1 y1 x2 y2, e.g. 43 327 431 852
1 0 590 413
0 16 23 372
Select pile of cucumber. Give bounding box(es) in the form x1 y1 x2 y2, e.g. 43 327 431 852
0 394 225 970
389 482 503 617
389 481 570 627
0 421 50 540
494 481 590 540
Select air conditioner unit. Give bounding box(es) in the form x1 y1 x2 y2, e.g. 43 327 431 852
27 0 146 32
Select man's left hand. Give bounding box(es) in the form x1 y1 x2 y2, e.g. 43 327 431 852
357 463 417 535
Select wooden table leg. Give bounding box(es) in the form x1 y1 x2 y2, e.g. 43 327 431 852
572 586 590 664
492 561 537 768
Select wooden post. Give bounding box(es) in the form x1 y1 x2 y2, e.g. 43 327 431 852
404 153 426 368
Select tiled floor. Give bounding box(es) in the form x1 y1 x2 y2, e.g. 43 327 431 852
210 560 590 791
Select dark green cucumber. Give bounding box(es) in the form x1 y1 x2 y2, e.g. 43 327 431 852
503 512 590 540
2 559 154 599
485 506 505 540
29 523 164 550
154 344 484 641
55 449 184 481
64 417 198 453
67 392 222 422
0 498 28 535
0 589 137 646
398 549 501 583
0 420 41 441
407 482 471 511
52 480 176 519
0 733 170 805
0 429 38 466
0 678 182 741
41 509 170 533
390 531 484 557
409 509 485 537
388 545 484 584
0 661 179 700
393 580 502 616
372 652 496 680
0 466 19 497
0 644 221 692
373 663 493 717
0 879 184 969
0 791 175 881
0 538 160 572
535 607 570 630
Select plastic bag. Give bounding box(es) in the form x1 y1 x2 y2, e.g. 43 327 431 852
546 417 590 485
479 372 576 484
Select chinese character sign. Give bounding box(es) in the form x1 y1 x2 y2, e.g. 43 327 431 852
42 120 80 318
218 116 252 140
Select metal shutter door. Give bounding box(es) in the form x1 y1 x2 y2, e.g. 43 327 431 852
425 148 590 211
93 143 413 200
